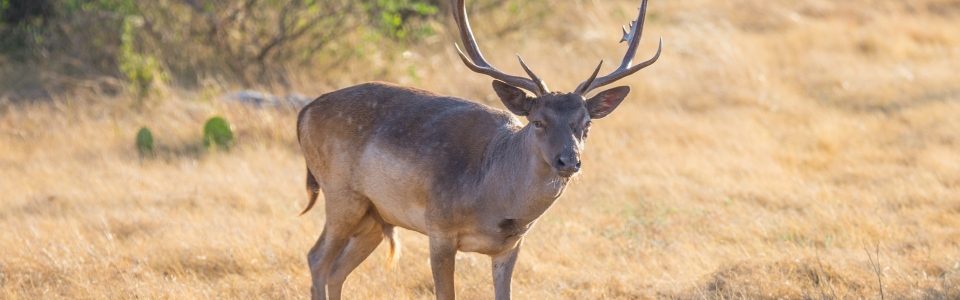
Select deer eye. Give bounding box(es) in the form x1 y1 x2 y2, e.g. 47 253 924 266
533 121 544 129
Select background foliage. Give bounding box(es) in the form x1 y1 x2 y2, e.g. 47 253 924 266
0 0 544 99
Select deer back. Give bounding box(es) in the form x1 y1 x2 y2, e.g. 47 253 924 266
297 82 523 204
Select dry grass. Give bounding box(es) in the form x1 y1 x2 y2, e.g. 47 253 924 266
2 0 960 299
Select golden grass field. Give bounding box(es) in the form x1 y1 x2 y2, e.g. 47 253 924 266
2 0 960 299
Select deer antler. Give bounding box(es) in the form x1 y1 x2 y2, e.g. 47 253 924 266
452 0 549 96
575 0 662 96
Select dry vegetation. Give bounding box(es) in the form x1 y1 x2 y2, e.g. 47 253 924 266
2 0 960 299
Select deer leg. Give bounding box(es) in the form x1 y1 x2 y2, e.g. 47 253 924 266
429 232 459 300
307 191 370 300
325 212 384 300
491 240 522 300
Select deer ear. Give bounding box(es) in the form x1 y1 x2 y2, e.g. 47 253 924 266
492 80 533 116
585 86 630 119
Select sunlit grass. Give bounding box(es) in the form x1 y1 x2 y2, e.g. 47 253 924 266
2 0 959 299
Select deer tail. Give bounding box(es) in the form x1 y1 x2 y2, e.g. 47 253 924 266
383 224 400 267
299 169 320 216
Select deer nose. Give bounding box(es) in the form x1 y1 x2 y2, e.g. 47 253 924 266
554 153 581 176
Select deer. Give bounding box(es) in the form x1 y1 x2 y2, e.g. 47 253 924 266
296 0 660 299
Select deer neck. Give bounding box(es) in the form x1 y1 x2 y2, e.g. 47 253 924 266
481 125 568 221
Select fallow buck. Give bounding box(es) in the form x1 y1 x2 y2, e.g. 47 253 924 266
296 0 661 298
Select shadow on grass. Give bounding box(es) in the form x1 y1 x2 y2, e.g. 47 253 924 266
139 140 229 162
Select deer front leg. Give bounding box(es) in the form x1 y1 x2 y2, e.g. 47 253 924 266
492 239 522 300
429 233 458 300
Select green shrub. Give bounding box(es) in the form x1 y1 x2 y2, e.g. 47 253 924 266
135 126 153 157
119 15 165 100
202 116 234 150
374 0 439 40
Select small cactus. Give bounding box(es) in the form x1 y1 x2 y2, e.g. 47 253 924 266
203 116 234 150
136 126 154 157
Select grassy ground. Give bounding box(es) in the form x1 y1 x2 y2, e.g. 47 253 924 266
2 0 960 299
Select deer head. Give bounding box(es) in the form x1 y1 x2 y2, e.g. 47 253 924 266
452 0 662 177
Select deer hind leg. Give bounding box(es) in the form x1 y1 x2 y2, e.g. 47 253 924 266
307 191 371 300
325 210 387 300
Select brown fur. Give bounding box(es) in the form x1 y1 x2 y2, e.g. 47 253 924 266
297 98 324 216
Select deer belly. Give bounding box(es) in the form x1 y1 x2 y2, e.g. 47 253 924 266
358 144 429 234
459 231 523 255
369 199 427 234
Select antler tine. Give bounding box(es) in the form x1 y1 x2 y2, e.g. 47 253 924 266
575 60 603 95
452 0 546 96
517 54 550 94
577 0 662 96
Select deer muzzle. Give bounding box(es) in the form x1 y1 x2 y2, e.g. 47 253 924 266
554 151 581 177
